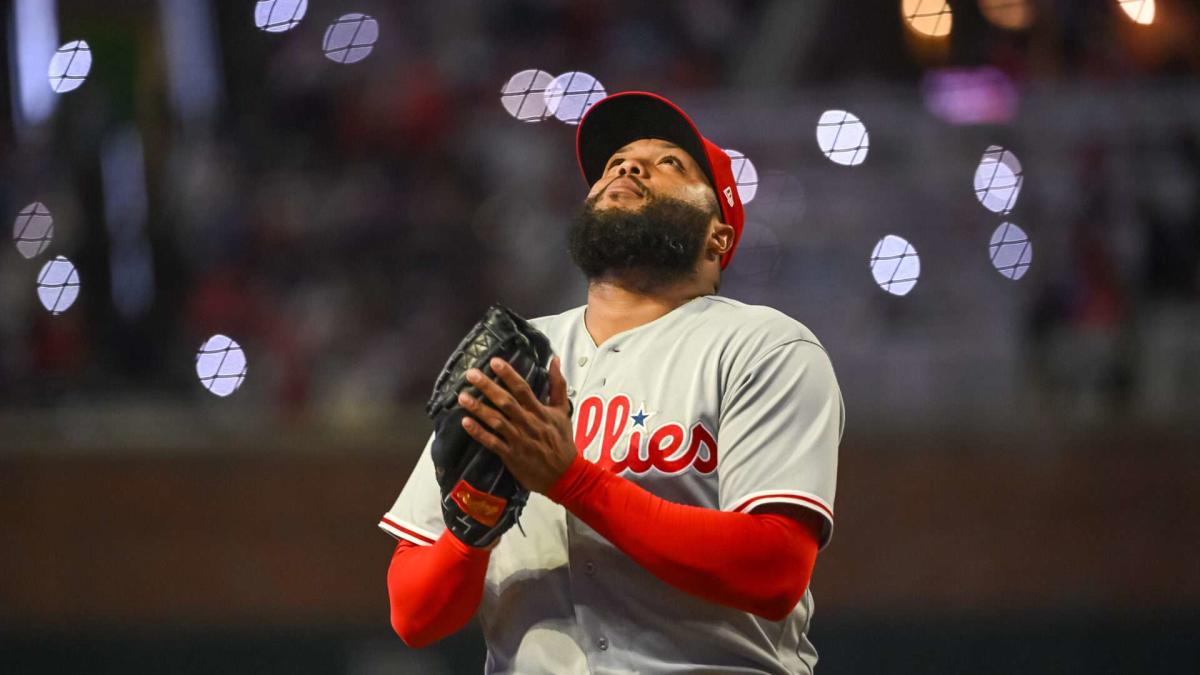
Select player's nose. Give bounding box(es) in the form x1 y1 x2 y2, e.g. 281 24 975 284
613 158 645 177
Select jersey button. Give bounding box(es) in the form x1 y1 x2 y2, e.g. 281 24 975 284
577 356 588 367
567 388 576 398
584 561 596 576
597 637 608 651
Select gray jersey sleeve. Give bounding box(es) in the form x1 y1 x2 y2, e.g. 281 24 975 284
717 339 843 547
378 431 444 546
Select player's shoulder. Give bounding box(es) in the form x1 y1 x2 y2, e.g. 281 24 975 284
525 304 585 337
695 295 825 352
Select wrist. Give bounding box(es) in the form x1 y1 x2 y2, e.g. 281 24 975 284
443 530 496 559
546 452 598 505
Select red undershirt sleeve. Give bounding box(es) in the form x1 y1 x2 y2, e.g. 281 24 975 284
387 532 490 647
547 454 821 621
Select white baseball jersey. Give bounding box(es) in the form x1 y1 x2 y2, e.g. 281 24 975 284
380 294 843 674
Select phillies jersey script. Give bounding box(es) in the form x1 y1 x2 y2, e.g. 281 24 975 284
380 295 843 674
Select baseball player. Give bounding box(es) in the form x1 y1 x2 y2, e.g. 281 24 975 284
380 91 843 674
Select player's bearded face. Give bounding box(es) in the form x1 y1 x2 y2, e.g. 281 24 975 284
568 190 714 286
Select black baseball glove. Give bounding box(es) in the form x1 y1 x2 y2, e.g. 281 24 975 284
425 304 554 548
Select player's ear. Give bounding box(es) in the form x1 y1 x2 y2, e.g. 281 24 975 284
707 220 735 261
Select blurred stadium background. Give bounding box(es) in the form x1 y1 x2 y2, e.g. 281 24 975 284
2 0 1199 673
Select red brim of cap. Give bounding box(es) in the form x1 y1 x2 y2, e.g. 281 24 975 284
575 91 744 270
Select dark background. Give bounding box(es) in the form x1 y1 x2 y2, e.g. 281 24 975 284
2 1 1199 673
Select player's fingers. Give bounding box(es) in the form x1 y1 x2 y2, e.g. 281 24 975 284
488 358 542 413
458 392 517 440
466 367 528 424
461 415 511 456
547 356 569 412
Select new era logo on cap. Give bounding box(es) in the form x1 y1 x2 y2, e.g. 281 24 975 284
723 186 735 207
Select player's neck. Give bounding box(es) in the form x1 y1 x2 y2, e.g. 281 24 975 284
583 278 707 347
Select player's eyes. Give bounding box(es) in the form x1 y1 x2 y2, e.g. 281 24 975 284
660 156 683 169
607 157 623 170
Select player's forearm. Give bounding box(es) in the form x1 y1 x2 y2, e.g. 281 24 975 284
546 455 818 621
387 533 490 647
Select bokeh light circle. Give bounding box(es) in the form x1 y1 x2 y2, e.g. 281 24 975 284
816 110 870 166
978 0 1034 30
726 220 782 286
500 69 555 123
974 145 1023 214
36 255 81 315
753 170 807 235
47 40 92 93
196 334 248 397
543 72 606 125
13 202 54 259
989 222 1033 280
724 149 759 204
322 13 379 64
902 0 954 37
1118 0 1155 25
869 235 920 296
255 0 307 33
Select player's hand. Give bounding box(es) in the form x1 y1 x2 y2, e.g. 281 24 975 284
457 355 576 494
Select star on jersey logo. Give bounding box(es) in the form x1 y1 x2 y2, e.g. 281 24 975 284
629 402 655 428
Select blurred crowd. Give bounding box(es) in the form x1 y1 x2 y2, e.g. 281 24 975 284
1 0 1198 435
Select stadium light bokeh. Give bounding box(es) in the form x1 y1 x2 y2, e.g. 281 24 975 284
979 0 1035 31
902 0 953 38
13 202 55 260
1118 0 1156 25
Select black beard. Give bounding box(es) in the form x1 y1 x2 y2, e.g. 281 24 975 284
568 194 712 292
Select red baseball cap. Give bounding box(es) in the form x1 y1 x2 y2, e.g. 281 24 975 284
576 91 745 270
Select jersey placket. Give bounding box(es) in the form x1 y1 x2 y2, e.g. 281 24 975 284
566 336 623 671
566 335 606 395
